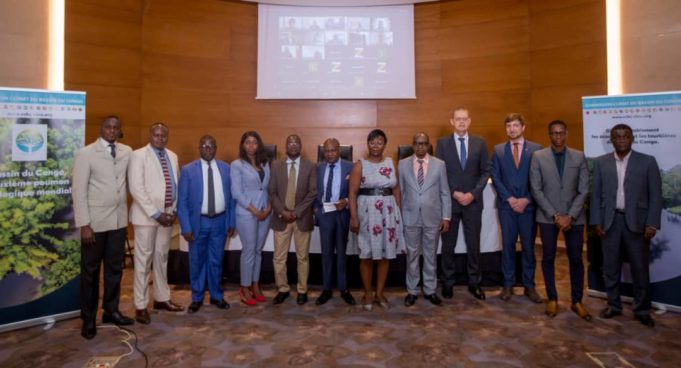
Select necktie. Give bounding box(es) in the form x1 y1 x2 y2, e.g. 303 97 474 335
458 138 466 169
159 150 173 209
285 161 296 209
417 159 424 188
513 142 520 168
325 163 335 202
207 162 216 216
109 143 116 159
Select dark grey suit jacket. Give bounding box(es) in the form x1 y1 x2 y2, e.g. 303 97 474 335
589 150 662 233
435 134 490 212
269 157 317 232
530 147 589 225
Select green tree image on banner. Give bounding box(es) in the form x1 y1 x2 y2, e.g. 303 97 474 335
0 88 85 329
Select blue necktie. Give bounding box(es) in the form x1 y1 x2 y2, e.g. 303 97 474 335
459 137 467 169
325 163 335 202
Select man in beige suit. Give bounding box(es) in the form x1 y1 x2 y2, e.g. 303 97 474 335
269 134 317 305
129 123 184 325
72 115 134 339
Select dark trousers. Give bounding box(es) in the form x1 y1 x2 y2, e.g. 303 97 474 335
602 212 651 316
317 210 350 291
499 209 536 288
441 208 482 287
80 227 126 323
539 223 584 304
189 214 227 303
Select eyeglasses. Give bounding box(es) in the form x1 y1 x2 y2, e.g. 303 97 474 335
200 144 216 149
413 141 429 146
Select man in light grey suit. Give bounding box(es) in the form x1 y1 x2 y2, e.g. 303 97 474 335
400 132 451 306
129 123 184 325
590 123 662 328
530 120 591 320
72 115 134 339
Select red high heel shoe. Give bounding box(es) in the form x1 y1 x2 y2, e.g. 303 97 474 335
250 286 266 303
240 288 257 306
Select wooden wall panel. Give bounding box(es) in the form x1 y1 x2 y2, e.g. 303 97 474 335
65 0 607 164
65 0 142 148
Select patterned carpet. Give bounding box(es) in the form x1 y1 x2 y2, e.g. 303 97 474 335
1 249 680 368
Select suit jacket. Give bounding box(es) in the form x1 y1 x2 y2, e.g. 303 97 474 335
313 159 352 213
399 154 452 227
435 134 490 212
128 144 179 226
230 159 271 216
529 147 589 224
72 138 131 232
177 159 236 237
589 150 662 233
269 157 317 232
491 140 542 212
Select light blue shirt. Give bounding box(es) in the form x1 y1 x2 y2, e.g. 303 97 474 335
323 161 341 202
453 133 469 158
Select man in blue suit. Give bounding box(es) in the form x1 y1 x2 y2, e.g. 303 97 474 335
313 138 356 306
177 135 236 313
491 113 543 303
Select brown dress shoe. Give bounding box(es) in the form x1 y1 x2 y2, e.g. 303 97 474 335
523 288 544 304
499 287 513 301
570 303 592 321
545 300 558 317
135 309 151 324
153 300 184 312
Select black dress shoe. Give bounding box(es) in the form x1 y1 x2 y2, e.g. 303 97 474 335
635 314 655 328
102 311 134 326
424 293 443 306
135 309 151 324
599 307 622 319
340 290 356 305
210 298 230 310
297 293 308 305
187 302 202 314
315 290 332 305
442 286 453 299
81 321 96 340
468 286 486 300
404 294 417 307
273 291 290 305
153 300 184 312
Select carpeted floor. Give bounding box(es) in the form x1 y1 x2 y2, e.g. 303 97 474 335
1 248 680 368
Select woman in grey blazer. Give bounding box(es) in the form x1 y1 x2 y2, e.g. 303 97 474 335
231 131 272 306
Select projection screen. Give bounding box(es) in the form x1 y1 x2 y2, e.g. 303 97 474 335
257 4 415 99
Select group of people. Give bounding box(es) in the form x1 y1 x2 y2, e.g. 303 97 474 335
72 107 661 340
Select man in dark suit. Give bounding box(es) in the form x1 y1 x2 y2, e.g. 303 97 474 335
313 138 355 306
269 134 317 305
590 123 662 327
400 132 451 306
177 135 236 314
491 113 543 303
530 120 591 320
72 115 134 339
436 107 490 300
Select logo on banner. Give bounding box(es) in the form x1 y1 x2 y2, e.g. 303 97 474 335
12 124 47 161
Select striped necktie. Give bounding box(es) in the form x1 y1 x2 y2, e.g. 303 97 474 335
158 150 173 209
417 159 424 188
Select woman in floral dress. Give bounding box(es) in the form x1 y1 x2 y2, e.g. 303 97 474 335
349 129 404 310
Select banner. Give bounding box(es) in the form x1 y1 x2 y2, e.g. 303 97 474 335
582 91 681 311
0 87 85 331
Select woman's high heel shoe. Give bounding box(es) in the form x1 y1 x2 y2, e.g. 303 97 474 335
361 296 374 311
240 288 257 306
250 286 265 303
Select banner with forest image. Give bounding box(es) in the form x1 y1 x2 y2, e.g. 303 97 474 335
583 91 681 310
0 87 85 329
